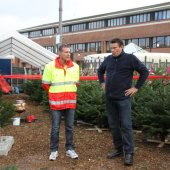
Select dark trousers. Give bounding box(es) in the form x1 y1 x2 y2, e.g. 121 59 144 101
50 109 75 152
106 97 134 154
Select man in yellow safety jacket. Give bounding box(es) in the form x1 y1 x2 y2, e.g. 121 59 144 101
42 44 79 160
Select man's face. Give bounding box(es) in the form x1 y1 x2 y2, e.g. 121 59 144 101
110 43 123 57
59 47 71 62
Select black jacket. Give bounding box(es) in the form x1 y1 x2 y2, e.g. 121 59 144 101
97 51 149 100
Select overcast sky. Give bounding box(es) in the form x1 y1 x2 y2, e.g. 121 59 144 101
0 0 169 34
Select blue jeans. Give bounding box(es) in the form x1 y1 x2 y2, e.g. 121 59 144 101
106 98 134 154
50 109 75 152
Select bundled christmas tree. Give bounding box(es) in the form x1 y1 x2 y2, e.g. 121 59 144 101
76 81 108 127
23 80 44 103
0 100 16 128
132 80 170 141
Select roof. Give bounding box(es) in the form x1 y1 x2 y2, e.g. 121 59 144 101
0 31 56 68
133 52 170 63
124 42 148 54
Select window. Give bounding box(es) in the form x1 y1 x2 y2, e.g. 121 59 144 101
62 26 69 33
165 36 170 47
44 46 54 52
70 44 85 52
77 44 85 52
109 19 115 26
71 23 86 32
70 42 101 53
139 38 146 48
143 14 148 22
167 10 170 19
130 13 150 24
133 15 137 23
30 30 42 38
89 20 105 29
106 41 110 52
56 27 59 33
153 37 165 48
42 28 54 36
157 37 165 47
136 15 140 23
132 39 138 45
125 38 150 48
88 43 96 52
21 32 29 38
124 36 170 49
146 38 150 48
154 10 168 20
87 42 101 52
70 44 76 53
138 38 150 48
116 18 120 26
127 39 132 44
108 17 125 27
163 10 167 19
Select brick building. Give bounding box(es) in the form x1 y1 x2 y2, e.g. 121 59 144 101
19 2 170 65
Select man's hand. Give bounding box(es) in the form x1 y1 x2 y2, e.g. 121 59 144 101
125 87 138 96
101 83 105 92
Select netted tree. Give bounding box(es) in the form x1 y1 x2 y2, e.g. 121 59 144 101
132 80 170 141
0 99 16 128
76 81 108 127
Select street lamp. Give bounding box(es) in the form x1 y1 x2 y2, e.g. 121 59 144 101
58 0 63 45
55 0 63 53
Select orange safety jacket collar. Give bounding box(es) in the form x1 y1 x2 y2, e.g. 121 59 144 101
55 57 74 69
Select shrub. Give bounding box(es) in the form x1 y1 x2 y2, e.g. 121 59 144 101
0 87 2 98
23 80 50 112
41 91 50 112
23 80 44 103
0 100 16 128
76 81 108 127
132 80 170 141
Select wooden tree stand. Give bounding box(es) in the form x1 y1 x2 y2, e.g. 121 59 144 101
146 138 170 148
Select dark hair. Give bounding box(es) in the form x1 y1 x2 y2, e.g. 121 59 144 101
59 44 70 52
110 38 124 47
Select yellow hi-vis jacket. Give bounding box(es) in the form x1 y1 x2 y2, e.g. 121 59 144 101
42 57 79 110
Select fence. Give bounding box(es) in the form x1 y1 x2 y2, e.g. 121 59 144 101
83 53 170 75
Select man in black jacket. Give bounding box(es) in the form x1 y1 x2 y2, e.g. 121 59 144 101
98 38 149 166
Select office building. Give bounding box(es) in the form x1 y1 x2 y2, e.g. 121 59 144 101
18 2 170 65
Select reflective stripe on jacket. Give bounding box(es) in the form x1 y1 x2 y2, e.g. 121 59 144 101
42 57 79 110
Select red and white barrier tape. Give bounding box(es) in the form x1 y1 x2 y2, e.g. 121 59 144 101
1 75 170 80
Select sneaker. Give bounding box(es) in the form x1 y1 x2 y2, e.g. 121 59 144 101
66 150 78 159
49 151 58 161
107 149 123 159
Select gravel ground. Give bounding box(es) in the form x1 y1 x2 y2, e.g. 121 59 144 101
0 94 170 170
